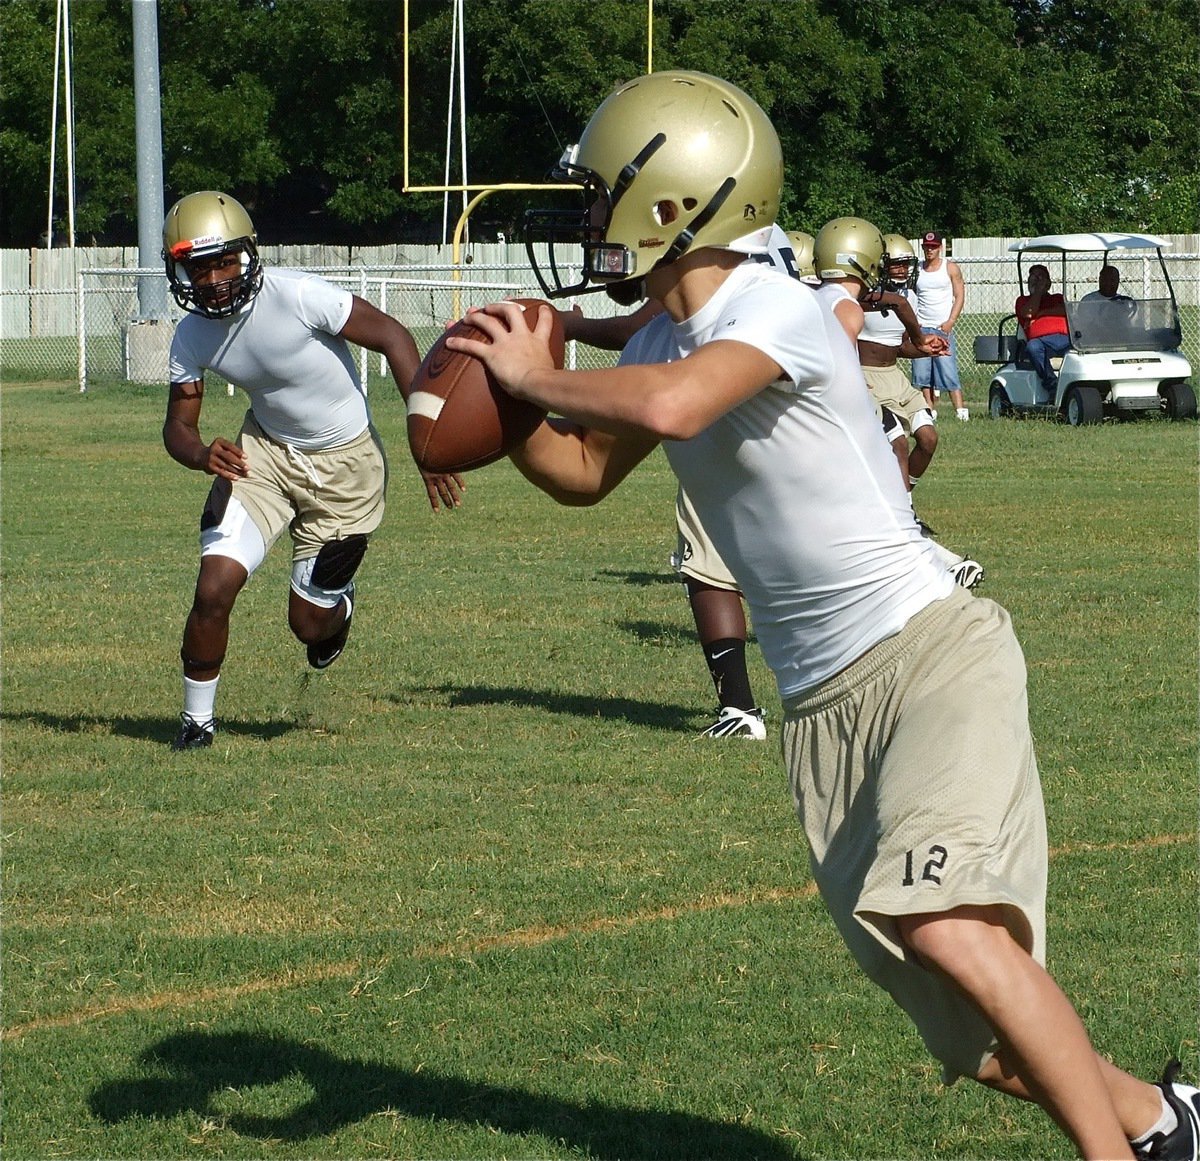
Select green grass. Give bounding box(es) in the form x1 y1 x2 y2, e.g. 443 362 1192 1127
2 380 1197 1159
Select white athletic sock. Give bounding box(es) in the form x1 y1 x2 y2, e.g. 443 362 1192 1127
182 675 219 726
1130 1092 1178 1151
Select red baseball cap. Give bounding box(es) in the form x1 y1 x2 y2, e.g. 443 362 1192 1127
922 231 944 246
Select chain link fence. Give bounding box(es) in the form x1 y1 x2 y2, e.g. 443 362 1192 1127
2 250 1197 401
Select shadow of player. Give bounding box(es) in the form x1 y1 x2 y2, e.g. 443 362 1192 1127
90 1029 803 1159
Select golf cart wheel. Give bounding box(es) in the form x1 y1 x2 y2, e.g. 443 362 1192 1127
1161 381 1197 420
988 386 1012 418
1064 385 1104 426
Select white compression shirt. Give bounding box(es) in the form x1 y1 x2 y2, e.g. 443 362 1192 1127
620 263 952 697
169 268 367 451
859 290 916 347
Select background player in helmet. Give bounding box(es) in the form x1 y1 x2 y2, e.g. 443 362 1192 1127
452 72 1195 1160
162 191 461 751
811 218 982 587
553 219 811 740
863 234 940 485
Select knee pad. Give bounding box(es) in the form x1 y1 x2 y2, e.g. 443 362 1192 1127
293 534 369 607
311 534 369 590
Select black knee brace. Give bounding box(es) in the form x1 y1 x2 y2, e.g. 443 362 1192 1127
311 534 369 590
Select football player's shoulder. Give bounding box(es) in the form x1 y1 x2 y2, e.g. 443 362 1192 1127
260 266 318 297
620 308 674 364
736 263 821 327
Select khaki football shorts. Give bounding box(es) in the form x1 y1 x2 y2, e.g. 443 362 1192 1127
672 486 739 590
214 410 388 562
781 586 1047 1081
862 363 932 434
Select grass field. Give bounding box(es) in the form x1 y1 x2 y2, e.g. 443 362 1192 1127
2 378 1197 1160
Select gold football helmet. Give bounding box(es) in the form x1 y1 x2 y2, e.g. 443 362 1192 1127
524 71 783 298
163 191 262 318
882 233 919 291
784 231 816 280
813 216 886 292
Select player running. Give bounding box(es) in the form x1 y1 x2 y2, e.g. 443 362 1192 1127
453 71 1197 1160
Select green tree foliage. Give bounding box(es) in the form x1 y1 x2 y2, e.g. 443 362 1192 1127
1 0 1195 247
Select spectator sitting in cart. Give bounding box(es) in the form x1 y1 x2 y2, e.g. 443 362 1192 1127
1079 265 1139 333
1015 264 1070 394
1080 265 1135 306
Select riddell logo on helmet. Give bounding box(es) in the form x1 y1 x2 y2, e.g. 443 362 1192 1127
742 205 758 221
639 236 666 250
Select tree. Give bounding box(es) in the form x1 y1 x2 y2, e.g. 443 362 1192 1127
1 0 1196 246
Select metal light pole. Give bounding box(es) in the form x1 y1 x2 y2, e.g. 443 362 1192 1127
132 0 167 318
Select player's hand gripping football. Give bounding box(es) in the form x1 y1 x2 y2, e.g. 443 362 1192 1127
916 333 950 358
446 301 558 402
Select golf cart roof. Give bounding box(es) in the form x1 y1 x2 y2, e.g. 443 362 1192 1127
1009 232 1171 254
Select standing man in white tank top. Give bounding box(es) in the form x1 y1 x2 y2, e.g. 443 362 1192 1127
910 230 968 421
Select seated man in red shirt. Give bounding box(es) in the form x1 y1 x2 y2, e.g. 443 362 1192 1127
1016 263 1070 394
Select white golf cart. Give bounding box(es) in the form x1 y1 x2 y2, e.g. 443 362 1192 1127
974 232 1196 425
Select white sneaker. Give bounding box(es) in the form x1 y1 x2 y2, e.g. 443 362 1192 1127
956 408 970 421
949 559 985 590
699 706 767 740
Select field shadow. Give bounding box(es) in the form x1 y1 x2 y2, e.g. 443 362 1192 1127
89 1029 803 1159
595 568 679 588
1 710 297 745
617 617 695 645
401 684 700 732
616 618 758 648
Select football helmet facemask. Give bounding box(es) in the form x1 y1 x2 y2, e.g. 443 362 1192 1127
813 216 887 295
882 233 919 292
524 71 783 298
163 191 263 318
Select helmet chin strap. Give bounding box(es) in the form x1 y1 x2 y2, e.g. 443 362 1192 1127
661 176 738 266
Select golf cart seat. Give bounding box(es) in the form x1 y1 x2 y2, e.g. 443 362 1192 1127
972 315 1067 370
973 315 1020 364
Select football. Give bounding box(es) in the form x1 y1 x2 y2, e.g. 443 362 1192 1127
406 298 563 473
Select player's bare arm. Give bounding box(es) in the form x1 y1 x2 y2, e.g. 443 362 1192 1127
339 296 421 395
163 379 248 480
509 419 659 505
340 295 466 512
557 300 663 351
449 301 784 441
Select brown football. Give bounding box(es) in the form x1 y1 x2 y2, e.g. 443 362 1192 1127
406 298 563 472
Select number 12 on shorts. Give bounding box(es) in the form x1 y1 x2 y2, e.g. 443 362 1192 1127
903 844 948 886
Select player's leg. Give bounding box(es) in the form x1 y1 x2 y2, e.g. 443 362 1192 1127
878 407 910 490
783 591 1190 1157
673 488 764 739
897 906 1144 1158
174 480 268 750
290 534 368 669
289 427 388 670
183 554 248 680
686 577 754 700
907 411 938 482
